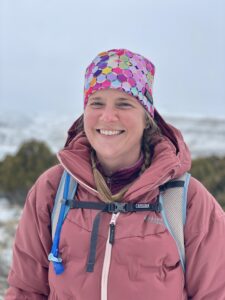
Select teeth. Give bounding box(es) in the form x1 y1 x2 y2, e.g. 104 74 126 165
99 129 122 136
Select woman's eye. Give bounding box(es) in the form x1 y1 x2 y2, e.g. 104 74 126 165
90 101 103 107
118 102 132 108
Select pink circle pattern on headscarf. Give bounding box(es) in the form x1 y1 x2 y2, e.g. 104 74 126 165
83 49 155 118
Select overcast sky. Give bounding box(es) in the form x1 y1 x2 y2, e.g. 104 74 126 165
0 0 225 119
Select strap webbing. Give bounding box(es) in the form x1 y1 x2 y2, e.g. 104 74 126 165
86 212 102 272
159 180 184 192
67 199 161 213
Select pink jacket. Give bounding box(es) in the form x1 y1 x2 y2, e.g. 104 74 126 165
5 122 225 300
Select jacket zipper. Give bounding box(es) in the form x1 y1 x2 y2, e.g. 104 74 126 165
101 213 120 300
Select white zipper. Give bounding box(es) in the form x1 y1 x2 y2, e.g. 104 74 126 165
101 213 120 300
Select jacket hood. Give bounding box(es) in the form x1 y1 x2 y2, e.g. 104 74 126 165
57 111 191 201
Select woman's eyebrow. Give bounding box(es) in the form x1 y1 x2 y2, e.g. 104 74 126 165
89 96 103 101
89 96 133 102
116 97 132 101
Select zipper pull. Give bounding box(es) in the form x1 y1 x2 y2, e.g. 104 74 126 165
109 224 115 245
109 213 118 245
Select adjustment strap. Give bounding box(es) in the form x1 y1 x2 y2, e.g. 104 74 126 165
86 212 102 272
66 200 161 213
159 180 184 192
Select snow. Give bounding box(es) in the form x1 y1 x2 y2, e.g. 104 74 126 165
0 198 21 223
0 112 225 160
161 115 225 158
0 198 22 298
0 111 77 160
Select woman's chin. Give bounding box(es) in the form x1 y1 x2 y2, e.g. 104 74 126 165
95 149 120 161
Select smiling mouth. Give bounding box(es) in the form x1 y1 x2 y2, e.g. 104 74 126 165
96 129 125 136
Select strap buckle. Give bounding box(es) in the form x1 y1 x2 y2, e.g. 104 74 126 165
155 201 162 213
108 202 127 213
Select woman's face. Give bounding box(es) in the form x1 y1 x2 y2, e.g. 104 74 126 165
84 89 146 172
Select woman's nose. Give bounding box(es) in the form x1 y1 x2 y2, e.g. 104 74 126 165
99 107 118 122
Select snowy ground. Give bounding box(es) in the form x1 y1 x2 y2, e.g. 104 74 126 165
0 198 22 298
165 115 225 158
0 112 76 161
0 112 225 161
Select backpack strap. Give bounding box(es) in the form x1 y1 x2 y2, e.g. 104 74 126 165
48 171 162 275
159 172 191 272
48 170 191 275
48 170 78 275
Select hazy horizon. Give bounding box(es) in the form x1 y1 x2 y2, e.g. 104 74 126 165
1 0 225 118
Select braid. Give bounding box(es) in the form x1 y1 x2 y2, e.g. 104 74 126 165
139 112 162 175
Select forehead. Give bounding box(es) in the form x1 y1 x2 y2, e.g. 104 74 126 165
89 89 137 102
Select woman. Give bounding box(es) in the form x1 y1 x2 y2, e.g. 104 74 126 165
5 49 225 299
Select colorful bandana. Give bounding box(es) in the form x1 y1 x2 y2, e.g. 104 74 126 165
83 49 155 117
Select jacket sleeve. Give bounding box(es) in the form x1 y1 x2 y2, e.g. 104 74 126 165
4 166 62 300
185 177 225 300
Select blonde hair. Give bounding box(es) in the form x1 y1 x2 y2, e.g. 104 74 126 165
91 151 132 203
139 112 162 175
